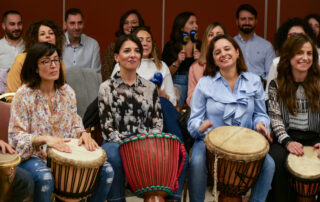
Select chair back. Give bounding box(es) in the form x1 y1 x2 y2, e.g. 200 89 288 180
0 101 11 143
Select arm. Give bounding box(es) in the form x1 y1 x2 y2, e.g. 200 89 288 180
265 58 278 100
91 41 101 73
187 62 203 106
264 43 276 79
151 86 164 133
101 43 116 81
187 80 208 139
161 62 177 106
267 80 293 147
6 54 25 97
253 78 270 131
98 82 122 143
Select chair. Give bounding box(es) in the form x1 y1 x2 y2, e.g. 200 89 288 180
0 93 15 143
65 67 101 119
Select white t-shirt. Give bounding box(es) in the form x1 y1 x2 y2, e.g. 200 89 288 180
0 37 24 71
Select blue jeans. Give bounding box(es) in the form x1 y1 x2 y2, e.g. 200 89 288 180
102 141 188 202
19 155 114 202
189 140 275 202
8 167 34 202
173 74 188 107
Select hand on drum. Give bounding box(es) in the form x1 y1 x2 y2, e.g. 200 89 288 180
256 122 273 143
314 143 320 158
287 141 304 156
200 120 213 133
0 139 15 154
46 136 71 153
78 132 99 151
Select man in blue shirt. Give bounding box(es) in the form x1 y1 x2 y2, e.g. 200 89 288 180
63 8 101 73
234 4 275 81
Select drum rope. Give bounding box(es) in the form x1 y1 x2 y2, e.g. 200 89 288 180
214 153 220 202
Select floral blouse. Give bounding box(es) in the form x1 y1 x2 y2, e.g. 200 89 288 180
8 84 85 161
98 72 163 143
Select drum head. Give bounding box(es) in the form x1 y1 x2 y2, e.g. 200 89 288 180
0 153 20 167
47 138 106 168
287 146 320 180
205 126 269 161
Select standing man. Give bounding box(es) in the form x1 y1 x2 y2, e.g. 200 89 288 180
234 4 275 81
63 8 101 72
0 10 24 71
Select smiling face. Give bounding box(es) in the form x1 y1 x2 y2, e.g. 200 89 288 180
65 14 84 40
38 25 56 45
114 40 141 72
123 13 139 35
290 41 313 76
2 13 23 40
213 38 239 70
38 51 60 82
183 15 198 34
237 10 256 35
136 30 152 58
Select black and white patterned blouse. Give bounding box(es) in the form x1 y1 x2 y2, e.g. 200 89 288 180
98 72 163 143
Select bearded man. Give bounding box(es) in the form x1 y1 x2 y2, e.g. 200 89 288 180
234 4 275 81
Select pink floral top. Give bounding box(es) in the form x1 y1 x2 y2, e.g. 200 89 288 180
8 84 85 161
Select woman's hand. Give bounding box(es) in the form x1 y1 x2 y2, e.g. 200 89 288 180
78 132 99 151
193 49 200 60
0 140 15 154
200 120 213 133
314 143 320 158
177 50 186 65
158 89 169 100
287 141 304 156
46 136 71 153
256 122 273 143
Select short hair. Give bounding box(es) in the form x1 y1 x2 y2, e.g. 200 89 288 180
132 26 162 70
114 34 143 59
236 4 257 19
24 19 65 53
2 10 21 22
21 42 65 89
198 22 228 65
274 18 315 54
115 9 145 37
65 8 84 21
204 35 247 77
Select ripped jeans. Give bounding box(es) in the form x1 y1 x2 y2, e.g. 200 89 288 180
19 155 114 202
18 156 54 202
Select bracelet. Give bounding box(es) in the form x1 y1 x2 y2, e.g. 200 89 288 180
172 62 179 69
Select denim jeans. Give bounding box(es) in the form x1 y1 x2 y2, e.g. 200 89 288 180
102 141 188 202
173 74 188 107
189 140 275 202
18 156 54 202
8 167 34 202
19 155 114 202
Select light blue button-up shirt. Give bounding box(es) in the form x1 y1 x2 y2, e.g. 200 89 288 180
63 33 101 73
234 33 275 79
188 72 270 139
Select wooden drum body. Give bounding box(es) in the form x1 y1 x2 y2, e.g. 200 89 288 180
119 133 186 202
205 126 269 201
0 153 21 201
47 139 107 201
287 146 320 202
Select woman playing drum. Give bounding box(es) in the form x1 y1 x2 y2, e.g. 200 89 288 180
8 42 114 202
188 35 275 202
99 34 187 202
267 34 320 202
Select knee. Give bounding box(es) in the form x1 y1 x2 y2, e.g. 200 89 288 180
101 161 114 185
36 167 54 193
189 152 206 173
263 154 275 176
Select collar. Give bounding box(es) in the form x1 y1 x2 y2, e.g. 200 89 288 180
2 36 24 47
113 71 145 88
65 32 84 47
212 71 248 82
236 33 256 42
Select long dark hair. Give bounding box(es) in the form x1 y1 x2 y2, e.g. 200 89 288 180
21 42 64 89
115 9 145 37
305 14 320 47
204 35 247 77
277 34 320 115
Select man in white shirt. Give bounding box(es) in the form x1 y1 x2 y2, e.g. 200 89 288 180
63 8 101 72
0 10 24 71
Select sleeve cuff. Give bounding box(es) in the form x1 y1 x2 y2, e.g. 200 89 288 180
282 137 293 148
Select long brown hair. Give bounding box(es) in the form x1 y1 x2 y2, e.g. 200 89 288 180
277 34 320 115
204 35 247 77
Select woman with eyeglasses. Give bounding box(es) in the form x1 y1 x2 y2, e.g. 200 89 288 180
101 9 145 81
8 42 114 202
6 20 67 101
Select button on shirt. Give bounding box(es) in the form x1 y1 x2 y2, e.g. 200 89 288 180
63 33 101 72
234 33 275 79
0 37 24 71
188 72 270 139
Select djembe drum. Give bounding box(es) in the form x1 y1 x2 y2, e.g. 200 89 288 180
47 138 107 201
287 146 320 202
0 153 21 201
205 126 269 202
119 132 186 202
